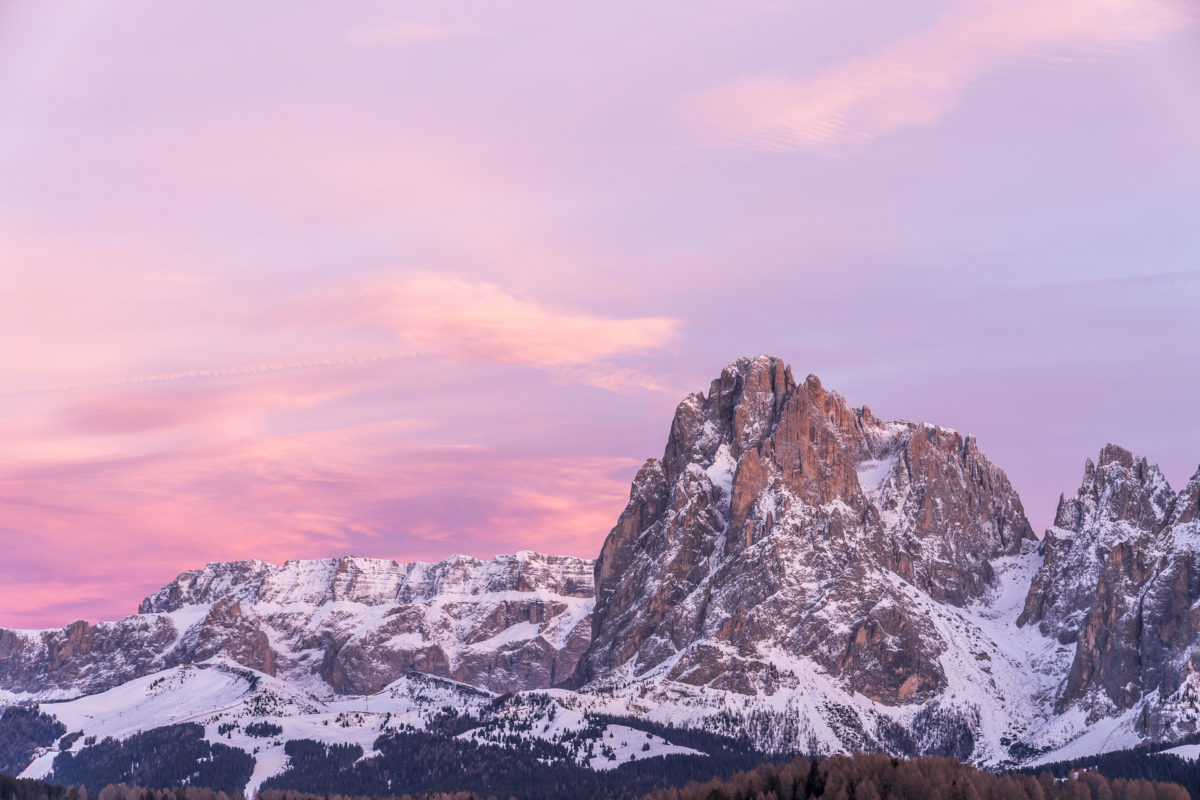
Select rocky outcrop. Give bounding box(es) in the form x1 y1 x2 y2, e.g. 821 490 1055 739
1018 445 1174 645
0 616 180 699
1019 446 1200 736
0 552 594 697
571 355 1035 705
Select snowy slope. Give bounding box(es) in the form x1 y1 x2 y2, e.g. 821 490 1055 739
16 658 497 796
13 658 711 796
456 692 704 770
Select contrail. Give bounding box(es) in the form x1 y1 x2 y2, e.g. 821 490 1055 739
0 351 439 397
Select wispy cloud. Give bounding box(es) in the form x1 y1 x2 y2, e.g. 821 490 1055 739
546 363 678 394
346 21 489 47
325 272 681 391
0 265 679 627
680 0 1195 155
0 352 433 398
0 423 637 627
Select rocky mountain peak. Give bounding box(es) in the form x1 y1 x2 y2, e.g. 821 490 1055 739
1169 469 1200 526
10 356 1200 770
1022 445 1175 639
1019 445 1200 731
1047 444 1173 540
572 355 1034 704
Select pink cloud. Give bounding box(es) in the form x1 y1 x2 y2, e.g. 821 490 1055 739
0 262 679 631
0 350 653 629
0 417 637 628
544 363 683 395
680 0 1195 154
315 272 682 389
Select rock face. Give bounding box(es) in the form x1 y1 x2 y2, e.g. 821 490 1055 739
1018 445 1200 737
572 355 1035 705
0 552 594 697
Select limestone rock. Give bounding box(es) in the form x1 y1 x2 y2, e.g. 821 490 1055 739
1019 446 1200 737
572 355 1035 706
0 552 593 697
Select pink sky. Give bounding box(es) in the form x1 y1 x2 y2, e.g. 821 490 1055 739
2 0 1198 628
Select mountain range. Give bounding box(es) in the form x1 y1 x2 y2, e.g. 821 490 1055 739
3 355 1199 796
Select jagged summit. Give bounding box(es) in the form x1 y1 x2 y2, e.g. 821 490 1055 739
1019 444 1200 734
574 355 1034 703
140 551 592 613
1020 444 1177 641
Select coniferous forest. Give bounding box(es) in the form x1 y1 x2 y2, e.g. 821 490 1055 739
2 705 1199 800
258 728 770 800
6 748 1200 800
50 724 254 796
1023 749 1200 800
0 707 66 777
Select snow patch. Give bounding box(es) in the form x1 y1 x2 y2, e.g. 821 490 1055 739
857 454 899 499
1161 744 1200 761
705 444 737 499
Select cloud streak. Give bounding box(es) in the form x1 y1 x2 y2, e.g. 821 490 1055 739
0 421 638 627
0 352 434 398
680 0 1195 155
323 272 682 390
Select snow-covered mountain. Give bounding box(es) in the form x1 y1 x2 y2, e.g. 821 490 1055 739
0 551 593 698
8 657 714 796
566 355 1050 759
5 355 1200 796
1019 444 1200 741
574 356 1034 700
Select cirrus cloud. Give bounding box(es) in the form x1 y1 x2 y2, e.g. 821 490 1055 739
327 272 682 383
680 0 1195 155
0 420 638 627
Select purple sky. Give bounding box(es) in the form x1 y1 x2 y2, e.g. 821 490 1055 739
1 0 1198 628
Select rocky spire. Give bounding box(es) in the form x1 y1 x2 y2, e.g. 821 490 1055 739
1018 445 1200 735
1018 444 1175 643
570 355 1034 704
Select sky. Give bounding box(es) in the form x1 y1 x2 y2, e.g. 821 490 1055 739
1 0 1198 629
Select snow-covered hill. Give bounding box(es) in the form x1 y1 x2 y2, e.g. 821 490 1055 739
13 658 705 796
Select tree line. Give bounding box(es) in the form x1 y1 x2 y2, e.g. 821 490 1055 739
0 706 67 776
3 714 1197 800
51 724 253 796
639 754 1191 800
1023 748 1200 800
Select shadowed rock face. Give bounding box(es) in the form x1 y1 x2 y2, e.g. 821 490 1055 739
0 617 180 697
0 552 594 697
571 355 1034 704
1019 446 1200 732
